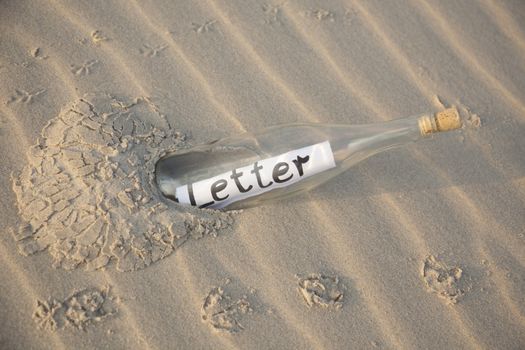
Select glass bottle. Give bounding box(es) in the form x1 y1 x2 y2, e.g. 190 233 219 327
155 108 461 210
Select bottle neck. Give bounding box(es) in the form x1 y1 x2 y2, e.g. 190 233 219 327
349 113 424 148
333 110 460 166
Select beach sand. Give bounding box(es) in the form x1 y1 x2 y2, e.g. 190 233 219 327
1 0 524 349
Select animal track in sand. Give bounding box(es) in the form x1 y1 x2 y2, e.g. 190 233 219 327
344 8 359 24
33 286 117 331
422 255 465 304
11 93 233 271
201 280 253 334
91 30 109 44
31 47 49 60
6 89 46 105
262 3 285 25
70 60 98 76
192 20 217 34
297 273 344 309
303 9 336 22
139 44 168 57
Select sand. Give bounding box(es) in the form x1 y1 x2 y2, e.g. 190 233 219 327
1 0 524 349
12 94 232 271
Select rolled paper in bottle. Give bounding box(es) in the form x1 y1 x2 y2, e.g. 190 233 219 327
156 108 464 209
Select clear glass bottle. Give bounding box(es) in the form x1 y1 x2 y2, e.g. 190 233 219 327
155 108 461 210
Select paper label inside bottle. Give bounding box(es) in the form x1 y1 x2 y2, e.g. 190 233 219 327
174 141 336 209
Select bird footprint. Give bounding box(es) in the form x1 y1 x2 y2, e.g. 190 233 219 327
6 89 46 105
31 48 49 60
91 30 109 44
262 3 285 25
192 20 217 33
70 60 99 76
139 44 168 57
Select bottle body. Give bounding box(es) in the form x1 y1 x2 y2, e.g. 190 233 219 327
155 109 460 210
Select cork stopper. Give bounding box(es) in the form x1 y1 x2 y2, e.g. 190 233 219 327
435 108 462 131
419 108 462 135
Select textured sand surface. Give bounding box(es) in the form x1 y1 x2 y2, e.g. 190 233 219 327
12 94 232 271
1 0 524 349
